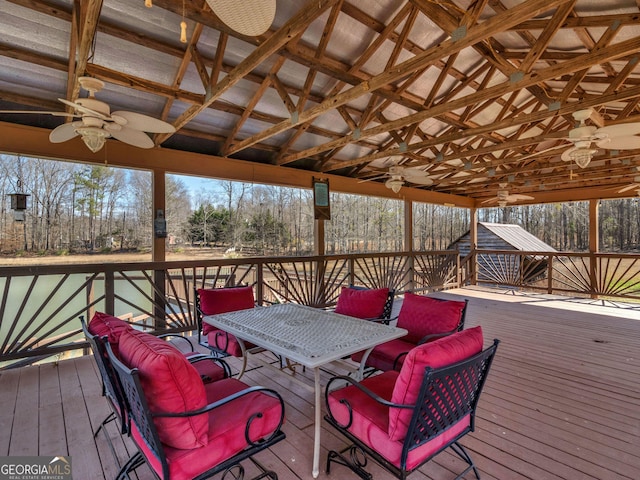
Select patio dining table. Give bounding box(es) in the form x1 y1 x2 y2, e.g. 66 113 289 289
204 302 407 478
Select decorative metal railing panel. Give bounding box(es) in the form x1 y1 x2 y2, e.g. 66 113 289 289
6 248 640 367
413 251 459 292
263 257 350 307
0 251 459 367
549 255 592 295
462 249 640 301
595 254 640 298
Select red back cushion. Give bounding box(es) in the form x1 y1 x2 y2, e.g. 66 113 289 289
388 326 483 441
118 328 208 449
88 312 131 356
334 287 389 319
198 286 255 335
397 293 466 343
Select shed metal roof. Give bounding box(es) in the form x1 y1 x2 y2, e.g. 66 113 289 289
479 222 557 252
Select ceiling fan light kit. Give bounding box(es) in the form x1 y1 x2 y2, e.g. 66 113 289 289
385 177 404 193
76 126 109 153
558 108 640 168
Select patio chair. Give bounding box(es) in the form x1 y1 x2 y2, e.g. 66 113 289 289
106 327 286 480
87 311 231 384
352 293 468 372
80 316 129 436
195 285 261 377
325 326 499 480
334 286 395 323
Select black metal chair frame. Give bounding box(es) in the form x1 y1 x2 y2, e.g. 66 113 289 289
80 317 147 477
325 339 500 480
157 332 233 380
105 341 287 480
80 316 128 436
195 286 290 378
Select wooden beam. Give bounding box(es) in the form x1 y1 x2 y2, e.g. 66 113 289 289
0 121 474 208
155 0 341 144
69 0 102 100
326 41 640 172
231 0 573 156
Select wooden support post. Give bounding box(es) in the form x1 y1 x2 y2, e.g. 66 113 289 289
314 218 325 256
404 198 414 292
469 207 478 285
589 199 599 299
153 170 167 329
314 219 326 306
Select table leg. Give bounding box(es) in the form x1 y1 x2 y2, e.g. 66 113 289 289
356 347 375 380
236 338 247 379
313 367 321 478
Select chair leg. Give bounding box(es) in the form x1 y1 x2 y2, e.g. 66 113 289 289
450 441 480 480
116 451 145 480
327 445 372 480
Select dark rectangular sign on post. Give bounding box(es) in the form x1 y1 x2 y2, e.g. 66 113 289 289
313 177 330 220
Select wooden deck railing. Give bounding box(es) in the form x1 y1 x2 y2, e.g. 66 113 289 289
461 248 640 300
0 250 459 367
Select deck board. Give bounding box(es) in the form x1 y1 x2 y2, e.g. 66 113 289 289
1 287 639 480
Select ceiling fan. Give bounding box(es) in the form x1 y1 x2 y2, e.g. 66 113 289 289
0 77 175 153
367 164 434 193
481 183 534 207
559 108 640 168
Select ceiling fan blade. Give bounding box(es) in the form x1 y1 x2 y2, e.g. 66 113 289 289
597 135 640 150
58 98 108 119
508 194 534 201
111 111 175 133
0 110 76 118
597 123 640 138
406 176 434 186
49 123 79 143
109 127 155 148
481 198 497 204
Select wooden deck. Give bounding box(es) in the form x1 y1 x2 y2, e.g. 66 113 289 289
1 287 639 480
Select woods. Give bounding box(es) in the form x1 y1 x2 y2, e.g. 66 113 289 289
1 154 639 258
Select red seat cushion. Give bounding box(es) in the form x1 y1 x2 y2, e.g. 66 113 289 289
118 328 208 450
132 378 284 480
198 286 255 335
88 312 131 356
397 293 466 344
388 326 484 441
351 338 415 372
335 287 389 319
327 371 470 471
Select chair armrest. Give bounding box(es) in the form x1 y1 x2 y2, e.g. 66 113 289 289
416 328 457 346
325 375 413 429
157 333 194 352
325 375 414 410
186 354 232 378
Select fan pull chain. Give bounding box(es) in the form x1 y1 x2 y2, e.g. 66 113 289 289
144 0 152 7
180 0 187 43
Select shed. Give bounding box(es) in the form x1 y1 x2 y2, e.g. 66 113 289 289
450 223 557 285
